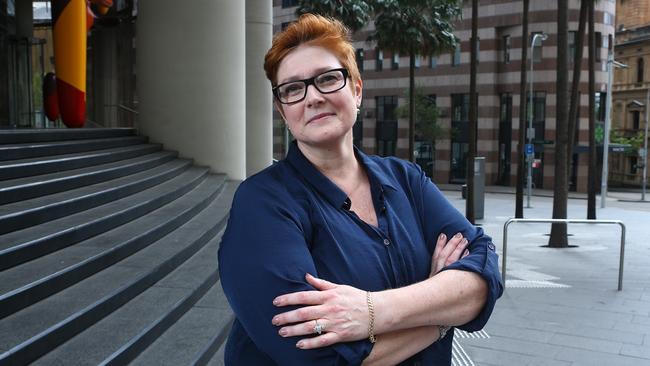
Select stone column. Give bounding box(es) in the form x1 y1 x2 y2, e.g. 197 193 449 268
245 0 273 176
137 0 246 180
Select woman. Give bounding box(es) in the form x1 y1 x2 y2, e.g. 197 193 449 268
218 14 503 365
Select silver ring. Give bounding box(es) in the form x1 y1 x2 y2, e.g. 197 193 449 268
314 319 324 335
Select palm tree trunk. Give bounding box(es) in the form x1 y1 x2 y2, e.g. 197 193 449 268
409 51 415 163
566 0 588 181
549 0 570 247
466 0 478 223
516 0 530 218
587 0 597 219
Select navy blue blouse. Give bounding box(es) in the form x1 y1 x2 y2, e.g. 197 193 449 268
218 142 503 365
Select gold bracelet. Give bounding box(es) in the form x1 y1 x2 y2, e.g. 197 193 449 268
366 291 377 343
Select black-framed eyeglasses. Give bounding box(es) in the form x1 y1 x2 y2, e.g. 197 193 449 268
272 68 349 104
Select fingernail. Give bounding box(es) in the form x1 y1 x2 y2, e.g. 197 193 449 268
306 273 313 279
455 232 462 238
273 298 280 306
296 341 304 349
272 316 279 325
279 328 288 336
463 239 469 245
439 233 446 240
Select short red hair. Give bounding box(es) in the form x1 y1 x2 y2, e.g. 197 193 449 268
264 14 361 87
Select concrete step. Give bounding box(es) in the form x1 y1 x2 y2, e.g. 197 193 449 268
0 128 135 144
129 286 234 366
0 135 147 161
38 234 232 365
206 343 228 366
0 177 234 365
0 173 226 321
0 142 161 180
0 166 210 272
0 158 192 235
0 150 178 205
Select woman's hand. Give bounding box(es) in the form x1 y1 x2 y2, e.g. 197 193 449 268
272 273 369 349
272 233 469 350
430 232 469 276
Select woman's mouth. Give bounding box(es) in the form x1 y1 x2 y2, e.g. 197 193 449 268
308 113 335 123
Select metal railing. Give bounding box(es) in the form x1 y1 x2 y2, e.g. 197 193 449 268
502 218 626 291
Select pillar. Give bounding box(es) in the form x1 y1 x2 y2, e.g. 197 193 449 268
137 0 246 180
245 0 273 176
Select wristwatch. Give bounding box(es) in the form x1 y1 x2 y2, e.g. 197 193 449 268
438 325 451 341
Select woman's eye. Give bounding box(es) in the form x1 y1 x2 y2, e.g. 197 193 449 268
283 84 304 95
318 75 339 84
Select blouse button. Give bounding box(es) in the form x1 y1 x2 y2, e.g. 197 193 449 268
383 238 391 246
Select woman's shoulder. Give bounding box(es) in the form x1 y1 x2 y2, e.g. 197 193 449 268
363 153 423 183
234 161 290 200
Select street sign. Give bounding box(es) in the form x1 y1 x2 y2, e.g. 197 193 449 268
525 143 534 155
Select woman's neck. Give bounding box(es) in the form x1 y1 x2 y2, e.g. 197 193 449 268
297 135 363 191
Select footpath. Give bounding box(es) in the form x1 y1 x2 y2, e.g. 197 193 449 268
439 186 650 366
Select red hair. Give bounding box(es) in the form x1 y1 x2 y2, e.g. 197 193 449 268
264 14 361 87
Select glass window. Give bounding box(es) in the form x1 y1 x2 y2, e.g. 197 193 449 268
451 94 469 122
430 56 437 69
630 156 638 175
452 44 461 66
595 32 602 62
356 48 364 72
282 0 298 8
392 53 399 70
375 96 398 156
353 114 363 148
376 49 383 71
415 55 421 69
568 31 577 63
450 93 470 182
632 111 640 130
503 35 511 64
638 58 644 83
604 12 613 26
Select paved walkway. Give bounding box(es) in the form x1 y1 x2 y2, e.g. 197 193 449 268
440 187 650 366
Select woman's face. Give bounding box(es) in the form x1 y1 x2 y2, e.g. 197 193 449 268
275 45 362 148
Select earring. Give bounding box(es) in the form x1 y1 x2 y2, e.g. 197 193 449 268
356 107 361 115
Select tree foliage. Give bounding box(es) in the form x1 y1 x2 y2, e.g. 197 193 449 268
394 88 447 143
370 0 460 57
296 0 373 32
611 130 645 152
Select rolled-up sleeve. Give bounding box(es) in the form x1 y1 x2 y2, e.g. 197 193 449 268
218 180 373 365
414 166 504 332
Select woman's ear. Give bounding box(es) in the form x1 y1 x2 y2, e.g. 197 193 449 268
354 78 363 107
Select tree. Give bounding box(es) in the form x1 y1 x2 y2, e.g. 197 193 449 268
515 0 530 219
466 0 478 223
566 0 588 188
297 0 461 163
587 0 597 219
394 87 446 143
549 0 570 247
372 0 461 163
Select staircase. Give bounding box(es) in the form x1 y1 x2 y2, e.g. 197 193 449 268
0 128 236 365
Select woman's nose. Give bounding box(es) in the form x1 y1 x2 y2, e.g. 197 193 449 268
304 84 325 106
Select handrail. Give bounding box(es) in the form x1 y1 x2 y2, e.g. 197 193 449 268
502 218 626 291
117 104 139 115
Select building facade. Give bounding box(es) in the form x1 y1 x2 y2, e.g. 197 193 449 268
273 0 616 192
611 0 650 188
